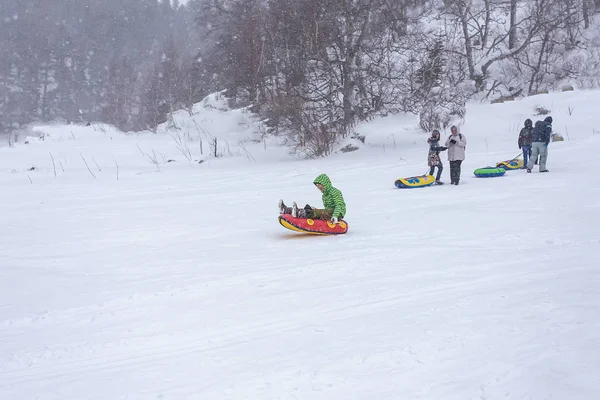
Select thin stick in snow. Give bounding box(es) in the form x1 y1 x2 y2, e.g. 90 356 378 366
136 144 161 172
81 154 97 179
114 158 119 180
49 152 57 177
150 151 161 172
170 132 193 162
92 157 102 172
59 161 65 172
211 138 218 158
28 174 33 184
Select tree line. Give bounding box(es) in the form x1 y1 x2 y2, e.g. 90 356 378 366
1 0 201 134
2 0 600 155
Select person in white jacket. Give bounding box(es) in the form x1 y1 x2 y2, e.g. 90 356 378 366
445 125 467 185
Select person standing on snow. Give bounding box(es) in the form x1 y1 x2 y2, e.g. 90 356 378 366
427 130 448 185
518 119 534 169
527 116 552 173
445 125 467 185
279 173 346 223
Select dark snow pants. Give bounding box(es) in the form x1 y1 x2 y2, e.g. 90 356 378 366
283 204 337 220
304 205 334 220
449 160 463 184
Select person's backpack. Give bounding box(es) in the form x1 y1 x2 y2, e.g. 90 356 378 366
533 120 545 132
531 121 545 142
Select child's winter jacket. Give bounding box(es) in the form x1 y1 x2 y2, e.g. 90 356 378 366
313 173 346 219
427 138 447 167
518 127 533 148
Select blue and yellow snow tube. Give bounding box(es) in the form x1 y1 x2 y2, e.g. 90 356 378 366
496 158 524 170
474 166 506 178
395 174 436 188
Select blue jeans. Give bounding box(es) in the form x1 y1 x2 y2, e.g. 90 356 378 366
429 164 443 181
522 145 532 168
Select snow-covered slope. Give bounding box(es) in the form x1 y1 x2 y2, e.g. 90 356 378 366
1 90 599 399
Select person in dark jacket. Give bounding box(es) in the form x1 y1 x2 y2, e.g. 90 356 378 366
427 130 448 184
518 119 533 168
527 116 552 173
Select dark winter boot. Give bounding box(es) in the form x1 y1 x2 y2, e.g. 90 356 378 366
279 200 293 215
292 202 308 218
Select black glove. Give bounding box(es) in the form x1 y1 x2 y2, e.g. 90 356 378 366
450 139 457 144
441 146 448 151
518 145 521 149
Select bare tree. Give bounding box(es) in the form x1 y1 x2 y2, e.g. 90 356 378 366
509 0 518 49
444 0 562 92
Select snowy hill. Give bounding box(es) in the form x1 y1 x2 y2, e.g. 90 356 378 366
1 90 600 399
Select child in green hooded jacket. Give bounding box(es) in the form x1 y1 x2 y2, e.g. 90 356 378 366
279 173 346 222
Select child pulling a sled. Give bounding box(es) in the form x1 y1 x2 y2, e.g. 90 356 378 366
279 173 347 223
518 118 533 168
427 130 448 184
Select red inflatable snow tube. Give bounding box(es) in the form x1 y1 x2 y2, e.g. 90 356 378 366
278 214 348 235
